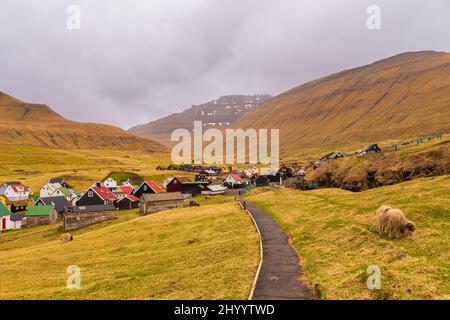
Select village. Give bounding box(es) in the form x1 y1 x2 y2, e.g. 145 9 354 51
0 166 295 233
0 141 388 234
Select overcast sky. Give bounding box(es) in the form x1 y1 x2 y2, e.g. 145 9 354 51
0 0 449 129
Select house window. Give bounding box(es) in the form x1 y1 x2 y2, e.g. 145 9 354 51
88 190 93 198
143 185 148 191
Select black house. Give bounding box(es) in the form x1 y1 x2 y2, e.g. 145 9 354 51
255 176 269 187
278 166 293 178
133 180 163 199
366 144 382 154
116 195 139 210
76 186 117 206
319 151 345 163
181 182 209 197
36 196 71 214
266 172 282 183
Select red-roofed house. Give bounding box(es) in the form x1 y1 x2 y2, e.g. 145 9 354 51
116 185 134 195
76 186 117 206
134 180 164 198
223 173 245 189
0 182 32 202
116 194 140 210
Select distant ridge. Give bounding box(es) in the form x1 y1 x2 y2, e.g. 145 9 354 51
129 94 272 146
0 91 166 151
234 51 450 153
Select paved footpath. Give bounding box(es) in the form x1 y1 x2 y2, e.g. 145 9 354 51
242 201 316 300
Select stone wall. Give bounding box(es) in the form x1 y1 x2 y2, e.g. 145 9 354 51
64 211 116 231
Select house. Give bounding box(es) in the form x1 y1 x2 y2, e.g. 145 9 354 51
166 164 180 170
140 192 184 215
116 194 140 210
0 182 32 202
278 166 293 178
10 214 24 230
40 182 78 203
35 196 71 214
201 185 227 195
200 169 217 177
193 165 205 173
0 202 12 232
122 179 134 188
113 191 128 201
223 173 245 189
23 205 58 227
255 175 269 187
40 182 62 198
366 144 382 154
63 204 117 231
133 180 164 199
266 172 283 184
166 177 192 193
243 167 258 178
115 185 134 195
49 177 70 188
319 151 345 163
210 166 224 173
0 195 8 205
76 186 117 206
296 169 307 177
181 182 209 196
52 187 79 203
28 196 40 208
179 164 193 172
103 177 118 190
222 166 231 174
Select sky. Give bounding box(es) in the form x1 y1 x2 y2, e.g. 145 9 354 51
0 0 449 129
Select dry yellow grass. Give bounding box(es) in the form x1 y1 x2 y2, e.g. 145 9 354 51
0 203 259 300
246 176 450 300
0 145 178 191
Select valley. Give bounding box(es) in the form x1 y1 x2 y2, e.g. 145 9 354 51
1 51 449 301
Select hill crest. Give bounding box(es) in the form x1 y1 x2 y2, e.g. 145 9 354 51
0 91 166 151
234 51 450 153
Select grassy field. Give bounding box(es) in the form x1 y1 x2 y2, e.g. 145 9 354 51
0 145 193 191
245 176 450 300
0 203 259 299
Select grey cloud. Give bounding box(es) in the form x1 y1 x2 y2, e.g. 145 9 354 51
0 0 449 128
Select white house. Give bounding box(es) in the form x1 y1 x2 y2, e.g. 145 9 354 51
224 173 244 187
9 214 24 230
103 178 118 189
40 183 62 198
243 166 258 178
122 179 133 187
1 202 11 231
0 182 32 202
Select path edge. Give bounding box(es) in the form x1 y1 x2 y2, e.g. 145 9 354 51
238 200 264 300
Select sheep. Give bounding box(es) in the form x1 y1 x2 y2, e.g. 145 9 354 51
377 205 392 235
377 206 416 239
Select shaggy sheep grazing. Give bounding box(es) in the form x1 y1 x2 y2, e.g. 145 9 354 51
377 206 416 239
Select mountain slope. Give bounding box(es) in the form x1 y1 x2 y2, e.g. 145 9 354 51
129 94 271 146
235 51 450 153
0 91 166 151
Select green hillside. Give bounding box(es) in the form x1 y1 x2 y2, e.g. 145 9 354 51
246 176 450 300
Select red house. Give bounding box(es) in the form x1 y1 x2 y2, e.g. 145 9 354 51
166 177 192 193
